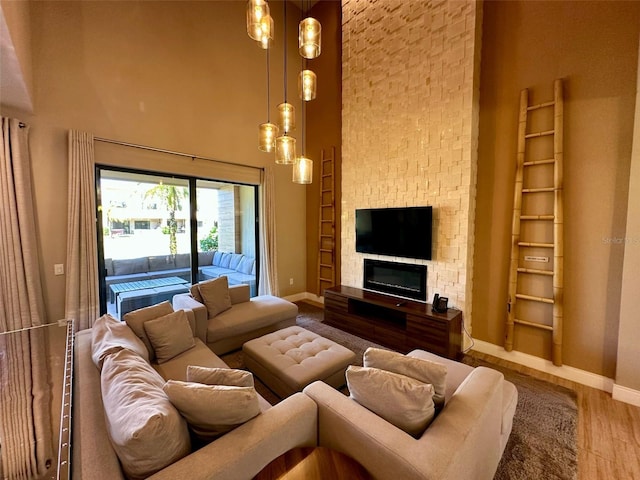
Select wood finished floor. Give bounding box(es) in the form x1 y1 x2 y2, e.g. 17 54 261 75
469 351 640 480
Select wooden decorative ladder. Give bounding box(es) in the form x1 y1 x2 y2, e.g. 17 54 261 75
505 79 564 366
317 147 336 296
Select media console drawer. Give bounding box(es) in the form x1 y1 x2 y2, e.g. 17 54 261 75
323 286 462 359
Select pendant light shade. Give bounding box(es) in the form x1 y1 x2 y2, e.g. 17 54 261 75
259 122 278 152
275 135 297 164
277 102 295 132
247 0 270 41
258 14 274 49
298 70 317 101
299 17 321 59
293 156 313 184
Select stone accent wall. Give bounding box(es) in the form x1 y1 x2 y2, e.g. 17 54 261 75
341 0 481 332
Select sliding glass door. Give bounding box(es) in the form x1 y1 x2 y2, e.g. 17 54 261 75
97 167 258 319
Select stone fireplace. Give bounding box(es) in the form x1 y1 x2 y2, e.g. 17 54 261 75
363 259 427 302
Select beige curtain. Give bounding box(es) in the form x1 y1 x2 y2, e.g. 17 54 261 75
0 117 53 478
258 166 278 296
65 130 99 331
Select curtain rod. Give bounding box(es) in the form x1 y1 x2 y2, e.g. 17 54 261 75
94 137 264 172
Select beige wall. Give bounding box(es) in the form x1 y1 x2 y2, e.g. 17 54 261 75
0 0 34 106
474 1 640 377
341 0 481 328
0 0 308 322
616 36 640 391
306 0 342 296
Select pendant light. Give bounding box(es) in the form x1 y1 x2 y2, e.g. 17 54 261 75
293 16 312 185
258 13 274 49
298 69 317 101
259 44 278 152
276 0 296 164
246 0 270 42
298 17 321 59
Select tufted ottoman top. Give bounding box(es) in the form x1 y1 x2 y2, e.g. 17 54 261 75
243 326 356 398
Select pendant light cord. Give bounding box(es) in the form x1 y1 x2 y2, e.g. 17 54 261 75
283 0 287 105
266 47 270 121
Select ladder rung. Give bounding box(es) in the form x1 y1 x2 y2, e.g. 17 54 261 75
520 215 555 220
522 187 555 193
321 189 332 193
320 234 332 238
321 219 333 223
319 277 333 282
518 242 554 248
514 318 554 331
319 263 333 268
322 174 332 178
320 204 333 208
515 293 554 304
525 130 554 139
517 268 554 276
526 101 555 111
319 248 333 253
524 158 555 167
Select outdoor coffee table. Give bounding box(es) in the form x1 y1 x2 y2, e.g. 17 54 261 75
109 277 189 313
109 276 188 304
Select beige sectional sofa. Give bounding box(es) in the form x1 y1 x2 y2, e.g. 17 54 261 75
73 290 517 480
172 282 297 355
73 311 317 480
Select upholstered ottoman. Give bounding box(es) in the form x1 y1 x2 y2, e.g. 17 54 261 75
243 326 356 398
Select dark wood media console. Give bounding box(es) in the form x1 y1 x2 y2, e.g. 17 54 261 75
324 285 462 359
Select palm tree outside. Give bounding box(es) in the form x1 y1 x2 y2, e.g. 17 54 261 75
144 183 189 255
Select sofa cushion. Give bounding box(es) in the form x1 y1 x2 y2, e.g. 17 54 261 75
104 258 114 276
112 257 149 275
153 338 229 382
236 256 255 275
346 365 436 438
198 276 232 317
364 347 447 412
198 251 214 267
190 283 204 304
91 313 149 369
144 310 195 364
213 251 224 266
219 252 232 268
229 253 244 270
101 349 191 480
187 366 254 387
124 301 175 361
148 255 175 272
163 381 260 441
174 253 191 268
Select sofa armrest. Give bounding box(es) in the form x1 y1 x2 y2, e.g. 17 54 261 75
172 293 208 343
229 283 250 304
148 392 318 480
303 366 505 480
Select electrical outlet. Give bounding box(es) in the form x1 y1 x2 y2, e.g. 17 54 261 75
289 278 294 286
54 264 64 276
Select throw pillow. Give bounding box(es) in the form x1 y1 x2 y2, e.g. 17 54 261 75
228 253 244 270
101 349 191 480
198 276 232 317
236 256 254 275
163 381 260 441
91 313 149 369
346 365 436 438
219 252 232 268
124 301 174 361
364 347 447 412
143 310 195 364
190 283 204 304
186 366 254 387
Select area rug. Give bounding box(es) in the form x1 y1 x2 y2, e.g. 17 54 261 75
222 301 578 480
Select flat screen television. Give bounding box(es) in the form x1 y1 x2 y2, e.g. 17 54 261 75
355 206 433 260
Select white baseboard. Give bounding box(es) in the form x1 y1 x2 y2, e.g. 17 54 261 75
612 384 640 407
282 291 324 304
471 339 615 393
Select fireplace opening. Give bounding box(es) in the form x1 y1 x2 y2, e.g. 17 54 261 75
363 259 427 302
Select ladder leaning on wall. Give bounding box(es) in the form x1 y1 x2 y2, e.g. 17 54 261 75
317 147 336 297
505 79 564 366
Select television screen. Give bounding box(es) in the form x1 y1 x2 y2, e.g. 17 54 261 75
355 206 432 260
